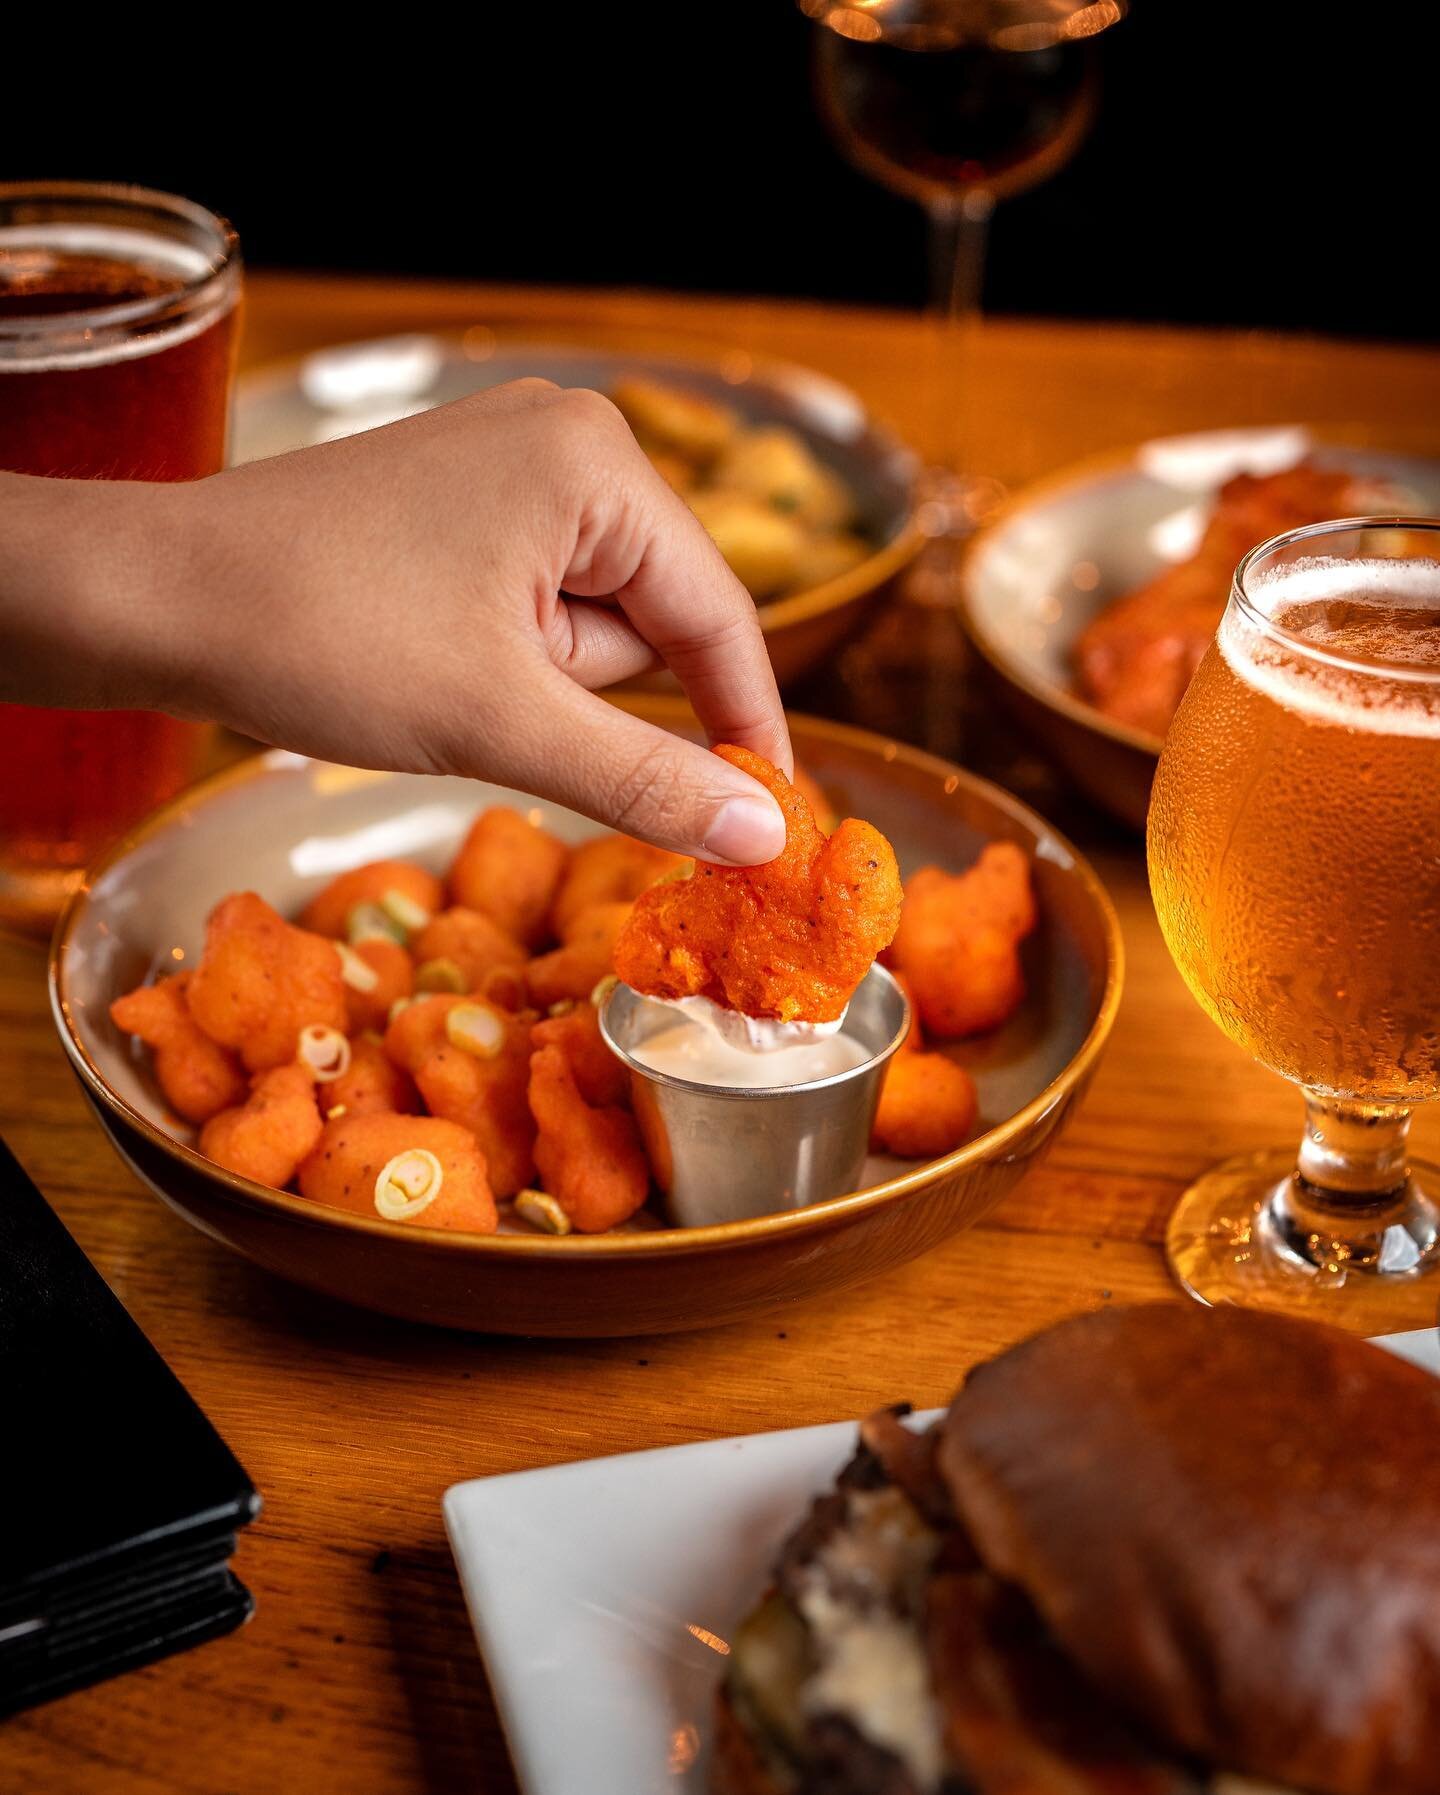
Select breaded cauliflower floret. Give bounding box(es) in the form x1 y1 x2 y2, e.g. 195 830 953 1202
613 746 902 1024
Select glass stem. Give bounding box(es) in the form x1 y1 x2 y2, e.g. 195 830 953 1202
925 190 992 495
904 192 996 761
1270 1092 1438 1277
1296 1092 1412 1199
927 190 993 321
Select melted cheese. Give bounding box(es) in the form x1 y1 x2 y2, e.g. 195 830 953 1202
791 1488 945 1791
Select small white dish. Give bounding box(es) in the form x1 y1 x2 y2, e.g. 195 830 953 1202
444 1412 937 1794
443 1330 1436 1795
1376 1326 1440 1376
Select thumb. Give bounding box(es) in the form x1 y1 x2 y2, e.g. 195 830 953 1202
512 669 787 864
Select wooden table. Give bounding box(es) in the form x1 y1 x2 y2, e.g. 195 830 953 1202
5 278 1439 1793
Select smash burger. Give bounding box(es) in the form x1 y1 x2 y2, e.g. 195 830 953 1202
714 1305 1440 1795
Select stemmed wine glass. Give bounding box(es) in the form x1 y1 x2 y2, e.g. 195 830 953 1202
796 1 1125 761
800 0 1126 532
1148 518 1440 1332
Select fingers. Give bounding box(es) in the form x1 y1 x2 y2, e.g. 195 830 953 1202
503 664 787 864
652 607 795 779
545 390 794 778
543 599 662 690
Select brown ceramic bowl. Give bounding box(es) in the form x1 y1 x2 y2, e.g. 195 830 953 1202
234 335 924 689
959 428 1440 828
50 698 1122 1337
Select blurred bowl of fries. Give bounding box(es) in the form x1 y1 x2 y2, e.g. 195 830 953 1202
50 697 1121 1339
234 333 924 688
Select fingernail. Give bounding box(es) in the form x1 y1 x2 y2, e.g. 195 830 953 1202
703 795 786 865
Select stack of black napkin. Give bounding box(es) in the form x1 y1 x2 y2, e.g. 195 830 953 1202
0 1137 258 1715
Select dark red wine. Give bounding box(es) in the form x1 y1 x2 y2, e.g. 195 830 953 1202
809 0 1120 204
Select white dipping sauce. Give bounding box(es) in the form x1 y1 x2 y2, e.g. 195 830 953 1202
666 992 848 1053
629 1002 870 1088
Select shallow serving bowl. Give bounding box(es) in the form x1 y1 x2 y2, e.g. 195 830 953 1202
50 697 1121 1338
960 427 1440 828
234 334 923 690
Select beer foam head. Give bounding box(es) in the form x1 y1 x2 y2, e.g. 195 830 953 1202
1220 555 1440 738
0 224 232 371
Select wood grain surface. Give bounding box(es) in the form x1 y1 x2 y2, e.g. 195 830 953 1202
4 276 1438 1793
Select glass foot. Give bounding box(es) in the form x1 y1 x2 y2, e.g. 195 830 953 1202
1166 1149 1440 1334
913 468 1006 543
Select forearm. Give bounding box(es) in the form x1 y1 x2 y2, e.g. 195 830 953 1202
0 471 188 712
0 385 790 861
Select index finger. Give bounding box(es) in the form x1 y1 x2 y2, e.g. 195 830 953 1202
564 471 793 776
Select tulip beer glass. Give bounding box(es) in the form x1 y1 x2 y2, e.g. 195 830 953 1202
1148 518 1440 1330
0 183 240 933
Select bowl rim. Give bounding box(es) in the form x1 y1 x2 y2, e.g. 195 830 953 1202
958 439 1179 760
49 696 1124 1261
957 426 1440 762
235 329 927 641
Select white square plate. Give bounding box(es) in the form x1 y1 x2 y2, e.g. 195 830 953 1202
444 1330 1438 1795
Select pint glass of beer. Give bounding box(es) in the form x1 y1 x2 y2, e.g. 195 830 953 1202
0 183 240 934
1149 516 1440 1330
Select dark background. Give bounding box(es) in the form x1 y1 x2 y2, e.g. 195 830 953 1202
14 8 1433 344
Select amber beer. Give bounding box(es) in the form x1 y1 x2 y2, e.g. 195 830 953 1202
0 184 239 931
1149 553 1440 1107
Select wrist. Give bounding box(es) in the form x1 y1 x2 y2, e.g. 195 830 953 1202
0 472 202 714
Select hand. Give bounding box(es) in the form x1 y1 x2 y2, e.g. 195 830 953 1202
1 380 792 863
